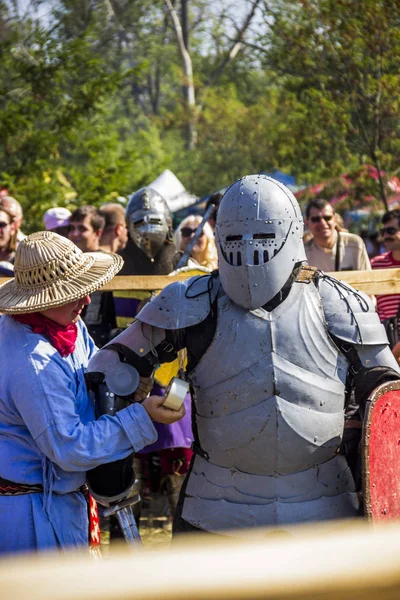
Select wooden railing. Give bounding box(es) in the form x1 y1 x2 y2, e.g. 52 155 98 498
95 268 400 295
1 520 400 599
94 269 400 295
1 268 400 295
0 269 400 296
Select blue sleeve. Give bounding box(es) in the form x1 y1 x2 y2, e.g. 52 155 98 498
7 345 157 472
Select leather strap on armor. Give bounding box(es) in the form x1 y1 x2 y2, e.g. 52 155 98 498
295 264 318 284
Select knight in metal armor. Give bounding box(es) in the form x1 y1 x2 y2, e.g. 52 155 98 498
118 187 181 276
87 174 400 535
112 186 193 529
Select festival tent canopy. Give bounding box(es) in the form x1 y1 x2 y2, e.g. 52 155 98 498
148 170 198 213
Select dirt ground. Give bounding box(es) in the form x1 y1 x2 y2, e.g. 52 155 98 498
139 491 173 550
101 490 173 553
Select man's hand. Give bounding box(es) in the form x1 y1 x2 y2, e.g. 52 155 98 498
142 395 186 425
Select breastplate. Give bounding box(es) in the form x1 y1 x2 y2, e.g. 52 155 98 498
189 280 348 475
182 280 358 532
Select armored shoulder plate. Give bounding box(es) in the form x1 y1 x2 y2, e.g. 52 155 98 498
136 273 220 330
318 274 388 346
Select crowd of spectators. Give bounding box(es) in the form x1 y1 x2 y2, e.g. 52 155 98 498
1 182 400 555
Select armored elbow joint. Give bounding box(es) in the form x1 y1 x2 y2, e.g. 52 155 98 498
86 347 140 400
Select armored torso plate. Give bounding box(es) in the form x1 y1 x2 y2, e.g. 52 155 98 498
182 277 359 533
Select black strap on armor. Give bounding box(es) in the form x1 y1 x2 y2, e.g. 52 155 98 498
335 232 341 271
382 301 400 349
190 442 209 461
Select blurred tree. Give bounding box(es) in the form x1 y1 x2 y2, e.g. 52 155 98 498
2 0 400 231
0 0 171 229
256 0 400 208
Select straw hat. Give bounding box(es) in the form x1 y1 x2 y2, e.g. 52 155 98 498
0 231 123 314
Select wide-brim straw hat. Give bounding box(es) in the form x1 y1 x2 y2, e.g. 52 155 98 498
0 230 123 314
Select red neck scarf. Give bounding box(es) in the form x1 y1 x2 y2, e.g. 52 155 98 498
12 313 78 357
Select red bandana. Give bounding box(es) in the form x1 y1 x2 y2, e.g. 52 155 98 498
11 313 78 357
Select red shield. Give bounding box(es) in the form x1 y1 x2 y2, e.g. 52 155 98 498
363 380 400 521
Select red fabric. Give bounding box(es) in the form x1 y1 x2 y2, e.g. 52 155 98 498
88 494 101 547
80 485 101 547
160 448 193 475
371 251 400 322
11 313 78 357
367 391 400 520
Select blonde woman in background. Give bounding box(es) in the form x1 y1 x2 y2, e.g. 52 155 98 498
174 214 218 271
0 206 17 266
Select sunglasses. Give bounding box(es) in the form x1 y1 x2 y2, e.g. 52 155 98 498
181 227 205 238
309 215 334 224
0 221 11 229
381 226 399 236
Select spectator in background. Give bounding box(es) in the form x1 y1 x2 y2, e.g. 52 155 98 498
304 198 370 271
99 204 128 254
43 207 72 237
68 206 104 252
174 214 218 271
0 206 17 269
0 196 25 243
305 198 371 485
371 209 400 348
68 206 115 348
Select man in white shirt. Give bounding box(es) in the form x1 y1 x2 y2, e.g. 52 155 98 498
304 198 371 272
304 199 372 482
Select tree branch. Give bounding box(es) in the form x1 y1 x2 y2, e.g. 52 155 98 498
164 0 196 149
164 0 195 108
205 0 263 88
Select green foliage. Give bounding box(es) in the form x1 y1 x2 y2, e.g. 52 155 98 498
1 0 400 231
259 0 400 197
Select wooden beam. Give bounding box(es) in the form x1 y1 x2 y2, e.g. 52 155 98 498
102 273 190 291
325 268 400 296
2 520 400 600
102 268 400 295
1 269 400 295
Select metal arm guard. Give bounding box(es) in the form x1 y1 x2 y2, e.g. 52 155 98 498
85 322 168 507
318 274 400 371
85 350 141 508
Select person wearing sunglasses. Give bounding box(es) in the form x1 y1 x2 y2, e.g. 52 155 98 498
0 194 25 244
371 209 400 354
304 199 372 479
304 198 371 273
174 215 218 271
0 207 17 268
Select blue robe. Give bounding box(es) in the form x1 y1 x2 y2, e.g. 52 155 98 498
0 316 157 554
